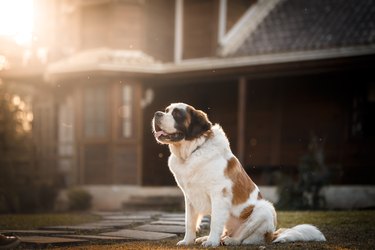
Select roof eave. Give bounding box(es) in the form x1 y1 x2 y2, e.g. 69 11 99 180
45 45 375 82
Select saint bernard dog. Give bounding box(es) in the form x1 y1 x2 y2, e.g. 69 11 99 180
152 103 326 247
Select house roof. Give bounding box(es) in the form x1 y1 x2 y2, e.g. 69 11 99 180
45 45 375 82
44 0 375 81
228 0 375 57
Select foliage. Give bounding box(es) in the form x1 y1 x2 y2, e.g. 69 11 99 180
67 188 92 211
0 81 59 213
276 134 330 210
0 184 59 213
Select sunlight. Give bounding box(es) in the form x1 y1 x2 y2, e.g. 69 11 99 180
0 0 34 46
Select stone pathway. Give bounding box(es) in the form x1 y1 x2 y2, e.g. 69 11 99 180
1 211 210 248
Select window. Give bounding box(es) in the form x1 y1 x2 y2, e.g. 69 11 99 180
83 85 108 138
119 84 133 138
349 83 375 140
350 96 364 139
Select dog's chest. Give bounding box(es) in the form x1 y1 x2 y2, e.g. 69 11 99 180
183 183 211 213
169 156 226 213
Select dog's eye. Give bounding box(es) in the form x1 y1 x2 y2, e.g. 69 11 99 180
172 109 183 119
165 108 170 113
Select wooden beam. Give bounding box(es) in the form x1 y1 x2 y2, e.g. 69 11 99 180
237 76 247 164
218 0 227 44
174 0 183 63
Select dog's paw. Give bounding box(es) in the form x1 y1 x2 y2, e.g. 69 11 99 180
222 236 241 246
201 239 220 247
195 236 208 244
176 239 193 246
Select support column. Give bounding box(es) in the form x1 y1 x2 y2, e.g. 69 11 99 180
237 76 247 164
218 0 227 44
174 0 183 63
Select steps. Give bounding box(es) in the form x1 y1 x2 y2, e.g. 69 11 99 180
122 195 184 211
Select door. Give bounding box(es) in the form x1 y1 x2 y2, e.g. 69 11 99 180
78 82 141 185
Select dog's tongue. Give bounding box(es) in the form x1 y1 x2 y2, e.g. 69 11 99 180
155 130 168 138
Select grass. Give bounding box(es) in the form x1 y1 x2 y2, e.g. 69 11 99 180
0 213 100 230
1 211 374 249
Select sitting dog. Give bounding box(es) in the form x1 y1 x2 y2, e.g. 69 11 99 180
152 103 326 247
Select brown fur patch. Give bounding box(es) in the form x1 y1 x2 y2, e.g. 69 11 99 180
265 228 288 243
266 228 287 243
239 205 254 220
224 157 256 205
185 106 212 140
222 188 229 197
264 232 276 243
183 108 192 129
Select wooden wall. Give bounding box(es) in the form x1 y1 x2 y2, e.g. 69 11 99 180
81 1 145 50
64 0 256 61
245 74 375 185
142 72 375 186
183 0 219 59
226 0 256 32
144 0 175 62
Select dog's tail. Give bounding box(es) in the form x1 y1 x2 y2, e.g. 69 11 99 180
271 224 326 243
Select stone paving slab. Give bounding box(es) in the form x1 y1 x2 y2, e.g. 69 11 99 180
151 220 185 226
151 220 209 229
59 234 131 241
40 224 113 231
160 213 185 218
81 221 133 228
101 229 177 241
91 211 125 216
134 224 185 234
0 229 75 235
103 215 152 220
133 211 163 216
158 217 185 222
200 222 210 229
93 220 134 227
19 236 87 244
102 219 151 223
158 216 210 223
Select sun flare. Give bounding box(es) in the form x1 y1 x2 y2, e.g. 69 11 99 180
0 0 34 46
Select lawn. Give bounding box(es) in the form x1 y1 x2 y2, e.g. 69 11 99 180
0 213 101 230
1 211 374 249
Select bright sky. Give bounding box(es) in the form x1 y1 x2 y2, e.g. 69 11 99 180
0 0 34 46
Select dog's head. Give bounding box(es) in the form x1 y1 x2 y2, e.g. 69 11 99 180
152 103 212 144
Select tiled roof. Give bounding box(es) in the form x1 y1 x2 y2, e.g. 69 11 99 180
231 0 375 56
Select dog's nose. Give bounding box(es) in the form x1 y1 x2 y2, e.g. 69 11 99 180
154 111 163 119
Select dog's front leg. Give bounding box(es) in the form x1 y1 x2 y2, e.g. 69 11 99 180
177 199 199 246
202 196 230 247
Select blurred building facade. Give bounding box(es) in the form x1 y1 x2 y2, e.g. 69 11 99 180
1 0 375 188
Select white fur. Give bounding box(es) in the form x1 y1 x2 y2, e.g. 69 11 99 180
273 224 326 243
155 103 187 134
156 103 326 247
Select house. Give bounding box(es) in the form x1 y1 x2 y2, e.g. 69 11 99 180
1 0 375 209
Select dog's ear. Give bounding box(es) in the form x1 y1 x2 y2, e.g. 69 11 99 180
186 107 212 140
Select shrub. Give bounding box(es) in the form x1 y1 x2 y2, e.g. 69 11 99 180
276 133 330 210
0 83 59 213
0 183 59 213
67 188 92 211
